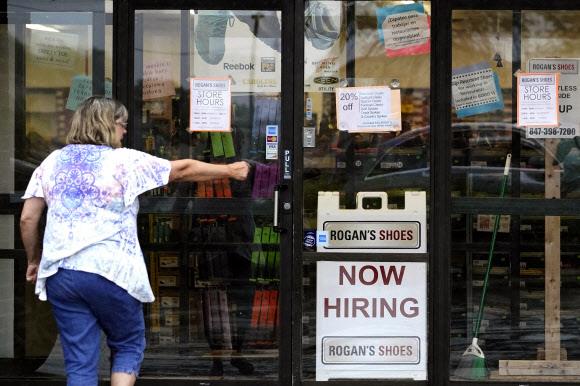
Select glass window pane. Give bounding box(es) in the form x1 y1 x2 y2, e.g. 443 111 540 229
451 11 515 198
0 24 15 195
134 9 282 380
451 10 580 382
303 0 431 239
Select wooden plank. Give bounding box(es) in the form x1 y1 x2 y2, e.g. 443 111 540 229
490 369 580 381
538 347 567 361
545 139 561 199
545 215 561 359
499 360 580 376
544 138 561 360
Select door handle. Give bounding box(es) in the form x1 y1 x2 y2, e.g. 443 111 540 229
273 188 279 228
273 184 288 233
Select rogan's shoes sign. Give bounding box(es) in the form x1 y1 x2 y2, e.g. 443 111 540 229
316 262 427 380
316 191 426 253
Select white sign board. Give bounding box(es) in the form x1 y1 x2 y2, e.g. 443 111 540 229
189 77 231 132
451 62 504 118
30 30 78 68
316 261 427 381
527 58 580 138
317 191 426 253
336 86 401 133
382 11 429 51
143 60 175 100
517 72 559 128
376 3 430 58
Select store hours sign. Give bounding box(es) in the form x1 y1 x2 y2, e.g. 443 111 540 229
316 262 427 381
189 77 231 132
527 58 580 138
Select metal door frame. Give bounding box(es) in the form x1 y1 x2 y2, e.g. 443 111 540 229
115 1 293 385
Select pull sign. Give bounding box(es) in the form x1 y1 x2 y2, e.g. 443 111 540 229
283 149 292 180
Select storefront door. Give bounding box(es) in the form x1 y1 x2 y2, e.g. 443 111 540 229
298 1 431 384
125 1 292 384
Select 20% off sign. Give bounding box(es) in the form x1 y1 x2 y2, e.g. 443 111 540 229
335 86 402 133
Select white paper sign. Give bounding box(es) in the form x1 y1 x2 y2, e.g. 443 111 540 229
527 58 580 138
336 86 401 132
451 62 504 117
475 214 511 233
382 11 430 51
189 78 231 132
517 72 559 128
30 30 78 68
143 60 175 100
316 261 427 380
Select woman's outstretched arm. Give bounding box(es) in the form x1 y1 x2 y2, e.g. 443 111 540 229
169 159 249 183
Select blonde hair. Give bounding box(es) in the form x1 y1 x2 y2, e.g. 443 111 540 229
66 96 128 148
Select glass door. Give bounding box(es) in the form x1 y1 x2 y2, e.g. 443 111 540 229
300 1 431 382
133 7 286 381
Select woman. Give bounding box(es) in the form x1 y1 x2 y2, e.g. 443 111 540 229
19 96 249 386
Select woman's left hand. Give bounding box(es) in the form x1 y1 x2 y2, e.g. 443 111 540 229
26 262 39 283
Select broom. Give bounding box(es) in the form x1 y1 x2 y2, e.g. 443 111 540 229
454 153 511 380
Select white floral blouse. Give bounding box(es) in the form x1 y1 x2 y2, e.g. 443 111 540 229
23 144 171 302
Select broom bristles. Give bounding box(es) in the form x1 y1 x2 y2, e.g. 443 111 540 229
453 338 489 380
454 355 488 380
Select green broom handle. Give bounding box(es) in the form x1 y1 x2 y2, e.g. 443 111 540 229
473 154 512 338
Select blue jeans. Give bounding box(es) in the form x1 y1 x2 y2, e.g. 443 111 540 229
46 269 145 386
